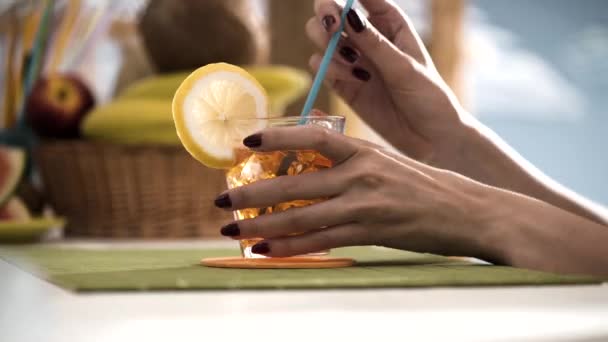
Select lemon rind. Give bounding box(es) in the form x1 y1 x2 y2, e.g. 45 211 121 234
172 63 269 169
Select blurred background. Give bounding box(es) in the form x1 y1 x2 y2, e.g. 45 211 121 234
463 0 608 206
0 0 606 240
373 0 608 206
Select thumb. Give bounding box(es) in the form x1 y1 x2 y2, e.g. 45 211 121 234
343 8 418 84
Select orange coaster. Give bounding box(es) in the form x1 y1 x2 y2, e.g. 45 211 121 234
201 256 355 269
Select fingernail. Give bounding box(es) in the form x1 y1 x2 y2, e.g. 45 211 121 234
220 223 240 237
214 193 232 209
352 67 371 81
322 15 336 32
310 108 328 116
339 46 359 63
243 133 262 148
251 242 270 255
347 9 365 33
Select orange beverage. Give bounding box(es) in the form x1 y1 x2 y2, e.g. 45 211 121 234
225 116 345 258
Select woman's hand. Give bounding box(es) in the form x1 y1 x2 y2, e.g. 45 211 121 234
307 0 608 225
307 0 470 164
215 126 608 277
216 125 492 259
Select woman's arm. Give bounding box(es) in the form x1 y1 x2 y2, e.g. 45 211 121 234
306 0 608 225
477 184 608 276
434 118 608 226
218 125 608 277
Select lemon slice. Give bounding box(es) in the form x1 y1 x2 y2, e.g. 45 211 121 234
172 63 269 168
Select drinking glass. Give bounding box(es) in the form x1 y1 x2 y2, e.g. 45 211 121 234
225 115 346 258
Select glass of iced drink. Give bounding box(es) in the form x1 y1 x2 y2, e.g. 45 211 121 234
225 115 346 258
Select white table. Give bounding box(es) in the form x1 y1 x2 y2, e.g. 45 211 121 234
1 240 607 342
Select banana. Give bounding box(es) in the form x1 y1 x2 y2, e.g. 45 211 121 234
119 66 311 115
84 66 312 145
249 65 311 115
83 99 180 145
118 73 190 100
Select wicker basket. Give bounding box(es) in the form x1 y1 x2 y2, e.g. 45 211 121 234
34 141 232 238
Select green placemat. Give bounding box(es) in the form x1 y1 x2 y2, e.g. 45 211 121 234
0 245 600 292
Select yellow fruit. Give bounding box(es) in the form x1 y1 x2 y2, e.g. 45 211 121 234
84 66 310 147
119 72 190 100
172 63 269 168
120 66 310 115
248 65 310 114
82 99 180 145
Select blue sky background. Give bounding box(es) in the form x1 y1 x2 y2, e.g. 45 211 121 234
396 0 607 205
467 0 608 205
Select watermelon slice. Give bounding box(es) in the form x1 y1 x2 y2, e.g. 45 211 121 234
0 196 66 243
0 197 31 221
0 146 26 206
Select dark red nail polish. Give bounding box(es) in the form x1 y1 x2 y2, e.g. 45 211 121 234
347 9 365 33
214 193 232 209
339 46 359 63
352 67 371 81
251 242 270 255
322 15 336 32
243 134 262 148
220 223 240 237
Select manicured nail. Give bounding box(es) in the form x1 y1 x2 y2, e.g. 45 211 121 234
310 108 328 116
322 15 336 32
251 242 270 255
214 193 232 209
339 46 359 63
347 9 365 33
243 133 262 148
352 67 371 81
220 223 240 237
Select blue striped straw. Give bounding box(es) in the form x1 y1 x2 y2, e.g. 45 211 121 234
300 0 356 124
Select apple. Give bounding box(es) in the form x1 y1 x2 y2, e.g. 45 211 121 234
25 73 95 139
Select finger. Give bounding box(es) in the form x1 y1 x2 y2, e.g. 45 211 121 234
244 125 359 164
342 7 419 85
309 108 329 117
307 19 361 65
358 0 431 65
224 198 352 239
314 0 428 70
357 0 398 15
227 167 346 211
309 54 364 82
306 17 330 50
293 108 384 151
314 0 342 34
251 224 369 257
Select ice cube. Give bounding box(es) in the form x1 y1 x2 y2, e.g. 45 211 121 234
308 119 333 130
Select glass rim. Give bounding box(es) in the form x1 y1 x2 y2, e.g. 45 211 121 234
227 115 345 123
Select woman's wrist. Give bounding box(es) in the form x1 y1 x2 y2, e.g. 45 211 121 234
472 186 608 275
428 114 491 180
467 187 527 265
462 184 551 267
446 180 515 264
431 114 536 195
441 117 608 225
